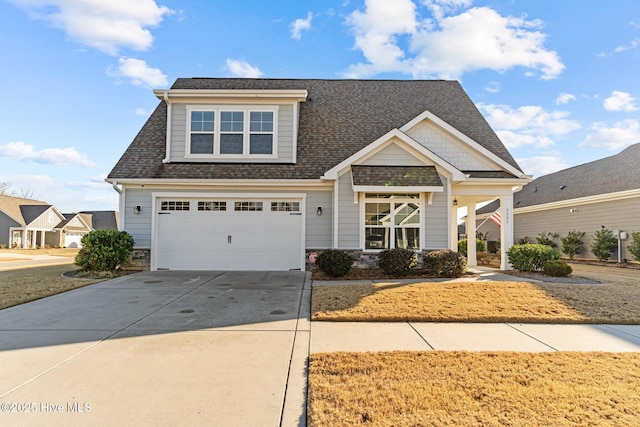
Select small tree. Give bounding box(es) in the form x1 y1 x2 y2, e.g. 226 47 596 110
590 226 617 262
536 231 559 248
628 232 640 262
75 230 135 272
561 230 585 260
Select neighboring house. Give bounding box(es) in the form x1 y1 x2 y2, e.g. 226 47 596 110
46 213 93 248
106 78 530 271
0 194 66 248
80 211 120 231
477 143 640 261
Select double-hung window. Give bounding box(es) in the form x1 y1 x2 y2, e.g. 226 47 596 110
187 106 277 157
364 193 421 250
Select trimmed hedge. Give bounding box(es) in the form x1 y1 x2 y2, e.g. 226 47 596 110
506 243 560 272
75 230 135 272
316 249 354 277
423 249 466 278
543 260 572 277
377 248 418 277
457 239 487 257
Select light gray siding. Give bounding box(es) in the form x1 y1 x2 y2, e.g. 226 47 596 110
360 143 425 166
169 103 295 163
337 172 360 248
30 208 60 229
424 175 449 249
0 213 20 246
512 196 640 260
123 187 333 250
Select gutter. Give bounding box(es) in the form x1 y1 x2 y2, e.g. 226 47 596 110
111 181 122 194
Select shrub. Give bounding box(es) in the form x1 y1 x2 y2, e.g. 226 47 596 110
457 239 487 257
561 230 585 260
423 249 466 278
543 260 573 277
506 244 560 272
377 248 417 277
0 243 6 249
591 226 617 262
75 230 135 272
536 231 559 248
517 237 531 245
477 251 496 266
315 249 354 277
628 232 640 262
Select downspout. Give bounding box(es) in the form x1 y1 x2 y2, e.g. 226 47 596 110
111 181 125 231
162 91 171 164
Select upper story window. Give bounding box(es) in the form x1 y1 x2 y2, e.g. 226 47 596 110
187 106 277 157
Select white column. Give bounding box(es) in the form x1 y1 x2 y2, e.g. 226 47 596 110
449 205 459 251
466 203 477 267
500 194 514 270
22 230 28 249
40 231 45 248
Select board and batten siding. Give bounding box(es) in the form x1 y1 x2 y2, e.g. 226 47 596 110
513 196 640 260
123 187 333 250
29 209 60 230
169 103 295 163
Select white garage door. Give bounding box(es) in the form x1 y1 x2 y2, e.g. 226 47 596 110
155 197 304 271
65 232 85 248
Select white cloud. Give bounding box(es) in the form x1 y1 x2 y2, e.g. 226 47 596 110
484 81 500 93
579 119 640 150
110 57 168 87
477 103 581 149
225 59 264 78
555 93 576 105
344 1 564 79
0 141 96 168
134 108 150 116
10 0 173 55
516 155 570 177
291 12 313 40
603 91 638 112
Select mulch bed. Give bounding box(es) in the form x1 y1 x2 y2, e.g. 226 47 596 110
311 268 476 281
63 269 137 280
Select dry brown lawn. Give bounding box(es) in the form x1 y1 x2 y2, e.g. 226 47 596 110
308 351 640 426
0 248 79 257
312 280 640 324
0 265 105 310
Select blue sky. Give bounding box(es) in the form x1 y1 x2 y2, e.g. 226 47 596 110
1 0 639 212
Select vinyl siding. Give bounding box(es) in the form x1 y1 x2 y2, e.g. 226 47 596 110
360 142 426 166
511 196 640 260
0 212 20 246
29 208 60 229
123 187 332 250
424 175 449 249
337 172 360 248
169 103 295 163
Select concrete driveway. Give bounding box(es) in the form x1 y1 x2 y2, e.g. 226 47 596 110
0 270 310 426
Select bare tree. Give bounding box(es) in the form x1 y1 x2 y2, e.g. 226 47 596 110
0 182 12 195
18 185 35 199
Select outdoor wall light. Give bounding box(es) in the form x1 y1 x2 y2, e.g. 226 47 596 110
569 208 577 213
134 205 142 214
452 198 458 206
316 206 323 216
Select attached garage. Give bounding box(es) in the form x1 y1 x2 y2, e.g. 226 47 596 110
64 232 85 248
153 195 305 271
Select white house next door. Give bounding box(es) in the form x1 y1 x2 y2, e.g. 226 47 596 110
154 197 304 271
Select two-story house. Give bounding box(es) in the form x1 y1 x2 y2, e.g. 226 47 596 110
107 78 530 271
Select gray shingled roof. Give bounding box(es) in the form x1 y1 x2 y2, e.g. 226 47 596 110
80 211 119 230
351 165 443 187
108 78 522 180
478 143 640 214
20 205 51 224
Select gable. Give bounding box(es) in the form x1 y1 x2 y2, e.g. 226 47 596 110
359 142 426 166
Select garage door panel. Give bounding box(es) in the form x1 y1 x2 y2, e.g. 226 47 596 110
155 198 303 271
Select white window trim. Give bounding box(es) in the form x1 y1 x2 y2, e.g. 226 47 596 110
185 105 279 159
359 193 423 252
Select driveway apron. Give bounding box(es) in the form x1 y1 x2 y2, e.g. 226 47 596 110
0 270 310 427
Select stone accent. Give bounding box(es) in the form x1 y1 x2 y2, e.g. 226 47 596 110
123 248 151 271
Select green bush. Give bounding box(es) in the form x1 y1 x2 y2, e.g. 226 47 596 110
561 230 585 260
591 226 617 262
315 249 354 277
517 236 531 245
536 231 559 248
457 239 487 257
543 260 573 277
628 232 640 262
506 243 560 272
75 230 135 272
423 249 466 278
377 248 418 277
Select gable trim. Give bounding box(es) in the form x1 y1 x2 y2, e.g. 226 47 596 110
401 111 524 178
513 188 640 214
321 129 465 181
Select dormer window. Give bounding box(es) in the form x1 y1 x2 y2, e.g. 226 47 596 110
187 106 277 157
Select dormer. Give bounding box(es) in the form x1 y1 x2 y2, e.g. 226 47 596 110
154 88 308 164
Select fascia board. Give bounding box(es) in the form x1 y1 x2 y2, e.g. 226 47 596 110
322 129 465 181
514 188 640 214
401 110 524 178
352 185 444 193
106 178 330 187
154 89 308 101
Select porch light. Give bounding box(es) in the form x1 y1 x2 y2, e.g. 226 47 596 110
134 205 142 214
316 206 323 216
452 198 458 206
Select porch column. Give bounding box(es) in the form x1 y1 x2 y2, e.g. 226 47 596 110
466 202 477 267
500 194 514 270
449 205 459 251
22 230 28 249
